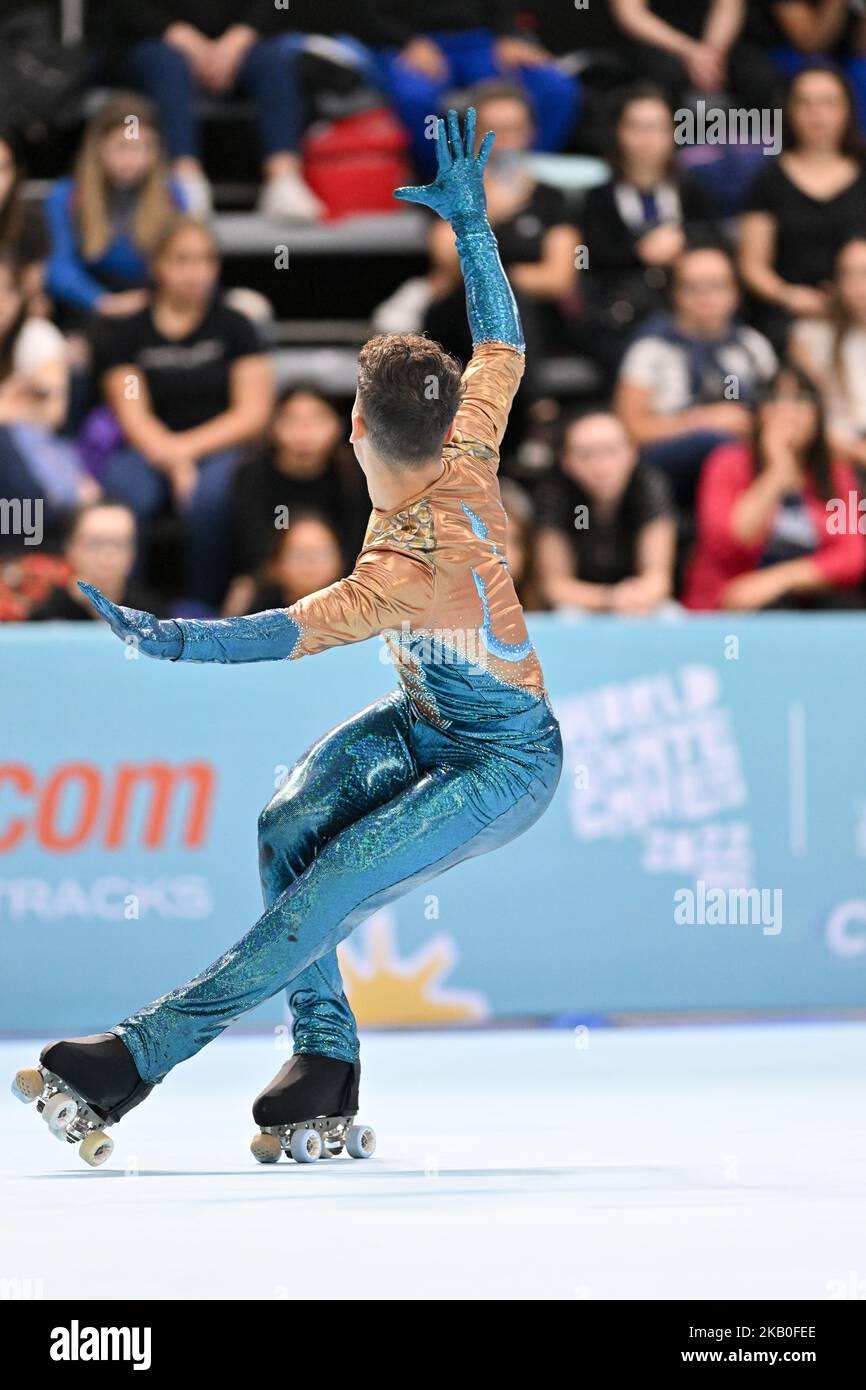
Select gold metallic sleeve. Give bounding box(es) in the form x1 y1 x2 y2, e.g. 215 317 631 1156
287 548 435 659
453 342 525 459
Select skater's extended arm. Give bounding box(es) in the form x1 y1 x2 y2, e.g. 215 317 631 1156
395 110 525 460
394 108 524 354
79 547 434 663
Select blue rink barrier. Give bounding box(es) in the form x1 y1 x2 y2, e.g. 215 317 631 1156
1 615 865 1034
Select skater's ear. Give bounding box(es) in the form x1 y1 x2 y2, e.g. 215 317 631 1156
350 390 367 444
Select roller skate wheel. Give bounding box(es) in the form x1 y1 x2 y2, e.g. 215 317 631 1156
250 1132 282 1164
11 1067 43 1103
289 1127 322 1163
43 1091 79 1135
346 1124 376 1159
79 1131 113 1167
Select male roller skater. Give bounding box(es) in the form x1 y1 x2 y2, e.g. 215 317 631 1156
14 110 563 1164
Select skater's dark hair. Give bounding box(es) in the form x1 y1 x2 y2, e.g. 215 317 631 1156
357 333 464 467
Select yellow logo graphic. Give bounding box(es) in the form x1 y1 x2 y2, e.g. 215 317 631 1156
338 911 488 1027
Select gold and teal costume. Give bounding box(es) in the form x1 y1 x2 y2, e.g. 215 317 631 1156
82 111 562 1082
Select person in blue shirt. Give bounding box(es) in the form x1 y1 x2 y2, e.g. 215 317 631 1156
369 1 580 175
44 95 185 322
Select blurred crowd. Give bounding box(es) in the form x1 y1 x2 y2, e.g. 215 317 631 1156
2 1 866 624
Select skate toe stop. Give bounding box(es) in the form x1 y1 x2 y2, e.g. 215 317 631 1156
251 1132 283 1164
12 1067 44 1103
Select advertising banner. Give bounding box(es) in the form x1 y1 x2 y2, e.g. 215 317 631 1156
2 616 864 1032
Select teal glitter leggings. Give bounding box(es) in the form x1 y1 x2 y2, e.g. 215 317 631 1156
113 690 562 1084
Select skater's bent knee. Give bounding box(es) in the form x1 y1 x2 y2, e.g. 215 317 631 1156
258 793 303 857
257 798 283 846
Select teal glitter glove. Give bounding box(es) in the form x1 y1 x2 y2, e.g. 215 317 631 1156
79 582 300 663
394 107 525 353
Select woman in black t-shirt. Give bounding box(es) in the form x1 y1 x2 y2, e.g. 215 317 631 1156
739 65 866 349
96 215 275 607
535 410 676 615
578 84 721 383
225 385 367 616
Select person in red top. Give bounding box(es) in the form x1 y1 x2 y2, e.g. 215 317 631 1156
684 363 866 610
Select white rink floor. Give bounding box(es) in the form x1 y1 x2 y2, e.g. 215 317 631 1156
3 1023 865 1301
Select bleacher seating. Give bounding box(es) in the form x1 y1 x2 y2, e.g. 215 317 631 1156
23 2 613 403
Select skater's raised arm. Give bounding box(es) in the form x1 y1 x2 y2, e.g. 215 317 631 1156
79 547 434 664
395 108 524 355
395 109 525 458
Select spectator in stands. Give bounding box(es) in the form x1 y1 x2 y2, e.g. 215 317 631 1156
500 478 543 611
44 95 183 323
116 3 323 221
745 2 866 127
610 0 779 108
419 82 577 382
368 2 580 174
95 216 275 608
30 500 156 622
226 384 367 616
684 363 866 608
244 513 345 613
0 132 49 311
615 245 777 506
739 65 866 348
0 253 96 532
0 551 70 621
578 84 721 383
791 235 866 477
535 411 676 615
